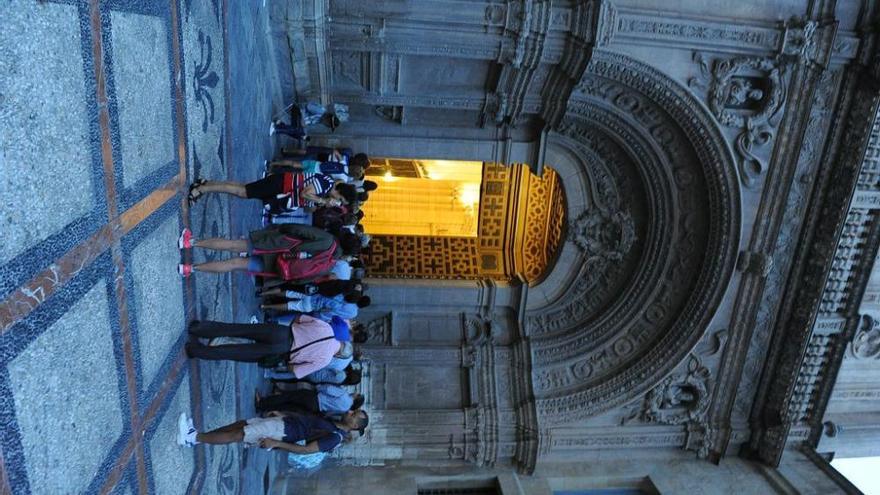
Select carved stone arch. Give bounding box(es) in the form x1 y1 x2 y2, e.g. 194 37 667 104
526 51 742 426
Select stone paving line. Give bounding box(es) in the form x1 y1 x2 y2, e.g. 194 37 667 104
0 0 286 493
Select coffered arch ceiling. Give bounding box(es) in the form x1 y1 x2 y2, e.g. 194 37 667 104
527 51 742 425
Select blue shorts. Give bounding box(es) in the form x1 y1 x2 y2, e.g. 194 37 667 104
248 256 265 273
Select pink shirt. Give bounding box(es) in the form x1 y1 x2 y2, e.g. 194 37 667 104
289 315 341 378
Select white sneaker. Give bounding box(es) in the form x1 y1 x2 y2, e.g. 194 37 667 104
176 413 197 447
250 315 260 324
208 337 231 346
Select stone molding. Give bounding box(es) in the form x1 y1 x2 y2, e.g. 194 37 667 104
746 53 880 466
609 8 858 64
526 51 741 427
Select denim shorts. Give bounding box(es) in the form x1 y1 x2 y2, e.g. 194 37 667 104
248 256 265 273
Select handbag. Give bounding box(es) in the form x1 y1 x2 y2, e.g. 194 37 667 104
259 334 335 369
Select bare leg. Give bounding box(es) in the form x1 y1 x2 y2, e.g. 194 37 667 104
196 426 245 445
269 159 303 168
260 288 283 297
261 303 291 311
195 181 248 199
280 146 307 157
262 279 286 290
194 238 249 253
193 257 250 273
205 420 247 434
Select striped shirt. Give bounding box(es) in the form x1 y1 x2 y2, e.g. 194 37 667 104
282 172 335 208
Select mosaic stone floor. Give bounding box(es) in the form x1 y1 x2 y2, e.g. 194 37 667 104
0 1 285 493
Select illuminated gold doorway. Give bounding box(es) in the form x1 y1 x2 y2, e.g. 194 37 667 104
361 159 483 237
363 160 566 284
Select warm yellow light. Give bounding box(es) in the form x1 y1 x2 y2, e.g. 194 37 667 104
420 160 484 182
383 171 396 182
458 183 481 208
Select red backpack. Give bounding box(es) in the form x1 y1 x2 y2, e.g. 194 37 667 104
275 240 338 281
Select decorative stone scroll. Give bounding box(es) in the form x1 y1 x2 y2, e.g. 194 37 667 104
690 52 786 187
621 355 711 427
852 313 880 359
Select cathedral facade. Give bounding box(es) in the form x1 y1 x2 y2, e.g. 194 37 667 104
273 0 880 492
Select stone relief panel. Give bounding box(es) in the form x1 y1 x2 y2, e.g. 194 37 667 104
362 312 391 346
525 51 740 426
617 329 727 456
620 355 712 427
689 53 786 187
851 313 880 359
332 50 371 91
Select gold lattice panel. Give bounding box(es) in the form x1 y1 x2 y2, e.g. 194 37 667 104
479 163 511 251
519 167 566 284
365 235 481 279
363 163 565 281
477 163 515 278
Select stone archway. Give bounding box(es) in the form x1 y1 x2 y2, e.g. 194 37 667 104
526 51 742 426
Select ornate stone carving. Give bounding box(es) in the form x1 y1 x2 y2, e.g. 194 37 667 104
614 14 779 50
526 51 740 426
621 355 711 426
747 67 880 466
851 313 880 359
780 18 817 60
694 328 729 358
568 208 636 262
729 69 839 429
780 17 836 68
363 313 392 346
374 105 403 124
690 52 786 187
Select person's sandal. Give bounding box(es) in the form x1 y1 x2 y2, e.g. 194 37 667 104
187 179 207 205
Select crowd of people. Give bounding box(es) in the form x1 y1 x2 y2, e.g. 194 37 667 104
173 106 375 457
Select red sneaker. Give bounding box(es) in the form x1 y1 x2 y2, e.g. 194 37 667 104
178 264 193 278
178 228 193 249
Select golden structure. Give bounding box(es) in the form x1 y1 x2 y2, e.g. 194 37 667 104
364 160 566 284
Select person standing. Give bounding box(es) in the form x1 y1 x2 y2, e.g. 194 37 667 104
184 314 340 379
177 409 368 454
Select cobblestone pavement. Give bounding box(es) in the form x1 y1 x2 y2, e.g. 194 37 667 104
0 1 286 493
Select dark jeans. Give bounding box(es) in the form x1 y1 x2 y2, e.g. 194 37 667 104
274 122 306 139
257 389 320 414
186 320 291 362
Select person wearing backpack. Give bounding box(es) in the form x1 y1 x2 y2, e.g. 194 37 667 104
176 224 340 279
183 314 340 378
